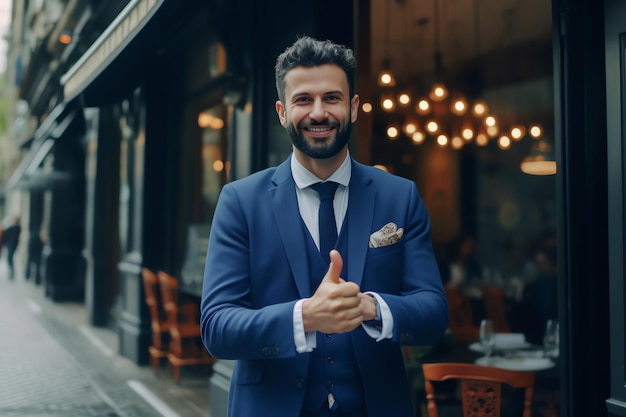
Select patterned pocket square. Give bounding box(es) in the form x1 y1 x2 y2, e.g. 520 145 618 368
369 222 404 248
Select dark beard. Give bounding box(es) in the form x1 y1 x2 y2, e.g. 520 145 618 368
287 119 352 159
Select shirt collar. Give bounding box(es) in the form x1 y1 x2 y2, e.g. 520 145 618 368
291 151 352 190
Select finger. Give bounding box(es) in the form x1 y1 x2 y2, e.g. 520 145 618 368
334 311 364 332
324 250 343 284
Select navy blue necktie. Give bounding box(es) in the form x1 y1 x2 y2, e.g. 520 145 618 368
311 181 339 263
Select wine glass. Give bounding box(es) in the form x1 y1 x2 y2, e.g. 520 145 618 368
479 319 496 361
543 319 559 358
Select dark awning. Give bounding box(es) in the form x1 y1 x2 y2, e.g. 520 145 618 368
60 0 168 105
3 140 56 191
1 107 79 193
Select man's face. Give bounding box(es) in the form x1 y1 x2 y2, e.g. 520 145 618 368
276 64 359 160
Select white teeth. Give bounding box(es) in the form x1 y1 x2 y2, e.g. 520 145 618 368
308 127 331 132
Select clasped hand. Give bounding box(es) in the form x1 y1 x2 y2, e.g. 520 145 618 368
302 250 378 334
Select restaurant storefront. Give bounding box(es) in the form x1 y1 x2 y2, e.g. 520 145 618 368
2 0 624 415
49 0 356 364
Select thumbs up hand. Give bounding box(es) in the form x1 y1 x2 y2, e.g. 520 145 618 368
302 250 363 334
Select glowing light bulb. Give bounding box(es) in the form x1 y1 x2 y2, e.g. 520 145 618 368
498 135 512 149
213 160 225 172
416 99 431 115
403 122 418 135
398 93 411 105
382 98 395 111
529 124 543 138
510 125 526 141
476 133 489 146
451 136 464 149
452 99 467 115
487 125 499 137
379 71 395 86
462 128 474 140
472 101 489 117
429 83 449 102
426 120 439 133
412 131 425 144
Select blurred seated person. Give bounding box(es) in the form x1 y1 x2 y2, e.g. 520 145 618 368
518 238 558 344
439 234 482 290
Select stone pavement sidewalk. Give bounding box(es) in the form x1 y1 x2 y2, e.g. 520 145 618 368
0 259 211 417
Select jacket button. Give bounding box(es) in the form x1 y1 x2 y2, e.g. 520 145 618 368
326 334 332 338
327 380 334 388
297 378 305 389
327 356 334 364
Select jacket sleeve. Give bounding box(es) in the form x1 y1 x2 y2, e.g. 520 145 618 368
200 183 302 360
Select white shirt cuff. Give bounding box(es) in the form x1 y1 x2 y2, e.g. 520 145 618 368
294 299 317 353
362 292 393 341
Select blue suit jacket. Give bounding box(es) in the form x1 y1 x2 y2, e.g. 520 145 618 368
200 156 448 417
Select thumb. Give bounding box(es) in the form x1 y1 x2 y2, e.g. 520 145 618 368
325 250 343 284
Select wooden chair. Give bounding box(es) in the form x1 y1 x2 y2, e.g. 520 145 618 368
141 268 170 374
422 362 535 417
157 271 216 383
481 286 512 333
444 285 479 343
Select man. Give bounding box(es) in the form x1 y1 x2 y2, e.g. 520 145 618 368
2 216 21 279
200 36 448 417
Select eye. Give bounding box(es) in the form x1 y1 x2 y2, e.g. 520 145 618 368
294 96 312 104
325 95 341 102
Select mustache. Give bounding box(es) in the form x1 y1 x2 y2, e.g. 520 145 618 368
300 119 340 129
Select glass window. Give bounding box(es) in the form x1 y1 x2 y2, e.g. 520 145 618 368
198 104 229 224
366 1 558 415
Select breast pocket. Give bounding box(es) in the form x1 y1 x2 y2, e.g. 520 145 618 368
368 241 404 257
364 242 405 292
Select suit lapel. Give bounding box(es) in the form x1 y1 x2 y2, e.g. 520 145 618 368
346 162 375 287
271 157 311 297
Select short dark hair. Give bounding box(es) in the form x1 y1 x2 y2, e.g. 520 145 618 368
274 36 356 103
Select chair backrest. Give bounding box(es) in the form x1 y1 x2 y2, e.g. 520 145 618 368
157 271 179 305
142 268 165 333
157 271 182 335
481 286 511 333
157 271 203 342
422 362 535 417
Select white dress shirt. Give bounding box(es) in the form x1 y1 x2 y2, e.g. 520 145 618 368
290 152 393 353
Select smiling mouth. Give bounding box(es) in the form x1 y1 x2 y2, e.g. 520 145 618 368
305 126 334 134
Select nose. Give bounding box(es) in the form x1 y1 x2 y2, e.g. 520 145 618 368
309 98 328 121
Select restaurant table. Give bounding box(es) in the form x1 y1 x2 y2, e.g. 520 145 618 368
468 334 558 372
474 352 555 372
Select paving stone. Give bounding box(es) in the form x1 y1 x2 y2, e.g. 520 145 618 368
0 261 211 417
0 282 120 416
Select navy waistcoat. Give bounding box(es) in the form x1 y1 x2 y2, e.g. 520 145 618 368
302 217 365 414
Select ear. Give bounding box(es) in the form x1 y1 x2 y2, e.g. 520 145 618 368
275 101 287 127
350 95 360 123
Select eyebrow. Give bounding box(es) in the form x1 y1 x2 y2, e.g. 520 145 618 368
290 90 346 100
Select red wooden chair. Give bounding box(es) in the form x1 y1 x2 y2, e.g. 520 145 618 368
157 271 216 383
422 362 535 417
141 268 170 374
